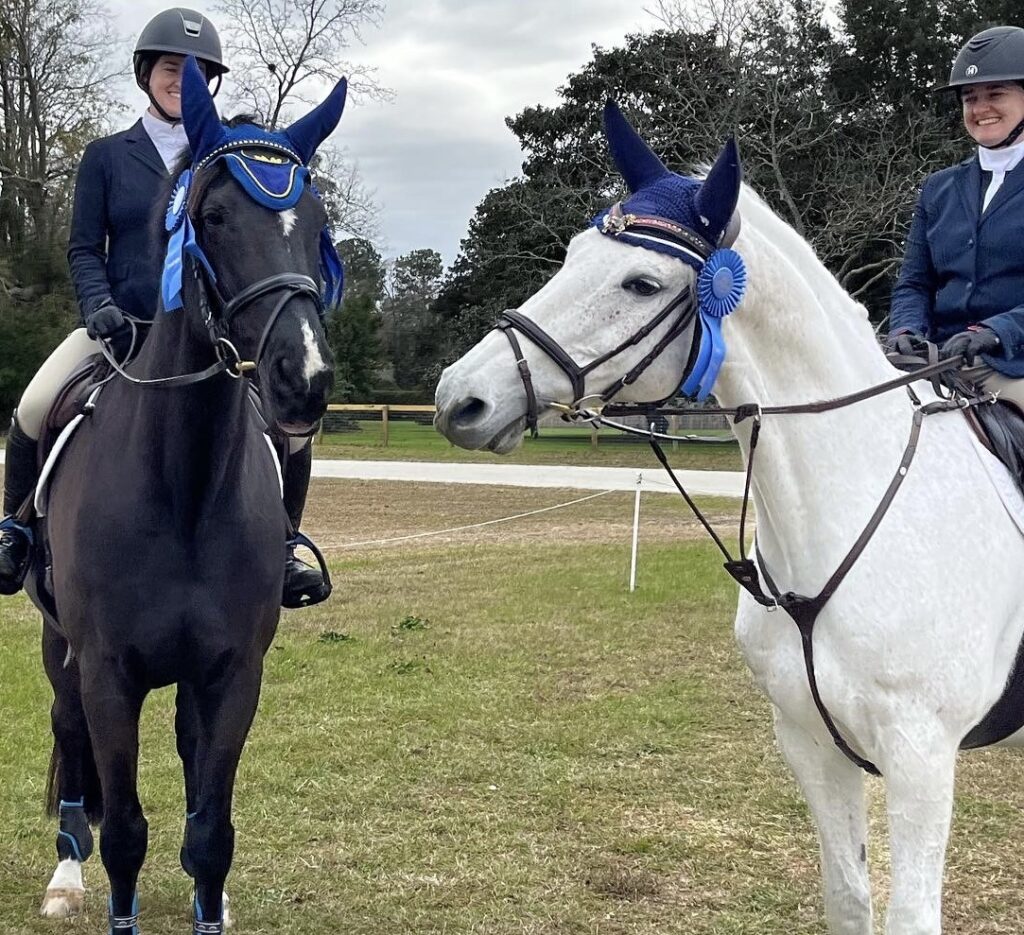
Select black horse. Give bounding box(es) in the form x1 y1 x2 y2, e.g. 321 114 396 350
27 57 344 934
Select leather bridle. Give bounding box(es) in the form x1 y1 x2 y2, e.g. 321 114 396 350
495 285 702 436
493 200 733 435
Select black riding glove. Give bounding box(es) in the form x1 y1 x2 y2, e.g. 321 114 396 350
885 330 930 357
85 302 132 359
940 327 1001 365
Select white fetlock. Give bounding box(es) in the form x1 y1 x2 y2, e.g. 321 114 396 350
223 890 232 928
40 858 85 917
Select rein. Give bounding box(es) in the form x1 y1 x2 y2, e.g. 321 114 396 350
562 353 989 776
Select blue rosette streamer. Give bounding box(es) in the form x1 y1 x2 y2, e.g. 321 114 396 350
680 248 747 400
162 170 217 312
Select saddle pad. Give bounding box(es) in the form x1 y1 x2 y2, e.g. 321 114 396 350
960 431 1024 750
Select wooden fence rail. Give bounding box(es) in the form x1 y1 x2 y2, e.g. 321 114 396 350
319 404 435 446
316 404 732 449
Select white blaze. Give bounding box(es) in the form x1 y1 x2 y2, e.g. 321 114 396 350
300 320 327 384
279 209 297 237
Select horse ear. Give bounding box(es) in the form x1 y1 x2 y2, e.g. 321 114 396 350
602 100 671 194
283 78 348 165
181 55 222 160
695 137 742 241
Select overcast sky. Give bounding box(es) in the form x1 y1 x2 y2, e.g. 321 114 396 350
110 0 653 266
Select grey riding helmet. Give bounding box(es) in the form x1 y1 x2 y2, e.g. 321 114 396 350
133 8 228 91
934 26 1024 148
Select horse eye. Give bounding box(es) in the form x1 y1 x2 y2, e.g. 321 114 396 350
202 210 226 227
623 277 662 297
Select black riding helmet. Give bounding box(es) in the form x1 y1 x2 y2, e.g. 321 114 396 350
934 26 1024 149
134 8 227 121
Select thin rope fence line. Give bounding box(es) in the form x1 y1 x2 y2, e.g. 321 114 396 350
333 488 619 550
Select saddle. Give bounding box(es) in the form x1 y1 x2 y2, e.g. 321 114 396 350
963 398 1024 491
39 354 111 469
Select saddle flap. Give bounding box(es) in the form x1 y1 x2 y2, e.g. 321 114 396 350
969 399 1024 491
40 354 109 469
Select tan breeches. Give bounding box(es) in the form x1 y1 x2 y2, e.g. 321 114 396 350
15 327 311 455
16 329 100 440
962 363 1024 414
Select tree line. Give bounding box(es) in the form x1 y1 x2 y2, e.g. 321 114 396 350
2 0 1021 414
422 0 1023 391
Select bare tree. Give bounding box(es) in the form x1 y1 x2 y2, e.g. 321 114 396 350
646 0 755 50
0 0 124 263
212 0 388 129
310 145 378 241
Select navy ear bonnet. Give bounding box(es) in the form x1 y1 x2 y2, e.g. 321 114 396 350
592 102 746 400
162 56 346 312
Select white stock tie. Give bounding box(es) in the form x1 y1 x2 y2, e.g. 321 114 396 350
978 140 1024 212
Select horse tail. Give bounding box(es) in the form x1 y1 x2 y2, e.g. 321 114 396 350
44 731 103 825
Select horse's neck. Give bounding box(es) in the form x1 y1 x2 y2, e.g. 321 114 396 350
715 225 916 576
128 309 251 499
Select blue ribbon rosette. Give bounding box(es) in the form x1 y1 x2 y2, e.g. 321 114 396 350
162 170 217 312
680 248 747 400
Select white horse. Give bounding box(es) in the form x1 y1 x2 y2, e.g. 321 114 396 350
434 105 1024 934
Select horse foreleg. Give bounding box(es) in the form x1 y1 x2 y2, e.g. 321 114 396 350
774 709 872 935
184 663 263 934
176 683 233 928
878 722 957 935
81 668 148 935
40 626 96 918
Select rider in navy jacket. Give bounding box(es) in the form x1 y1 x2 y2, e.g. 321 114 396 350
0 8 331 609
890 26 1024 397
890 157 1024 376
68 122 169 324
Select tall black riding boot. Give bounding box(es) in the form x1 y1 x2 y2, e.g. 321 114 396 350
0 416 40 595
281 441 331 608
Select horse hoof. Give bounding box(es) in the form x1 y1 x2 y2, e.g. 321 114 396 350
40 887 85 917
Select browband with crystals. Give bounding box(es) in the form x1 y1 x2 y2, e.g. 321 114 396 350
601 201 716 266
195 138 301 171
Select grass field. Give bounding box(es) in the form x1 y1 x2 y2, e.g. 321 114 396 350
314 421 743 472
1 480 1023 933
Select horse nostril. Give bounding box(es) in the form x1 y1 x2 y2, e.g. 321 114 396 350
453 397 487 427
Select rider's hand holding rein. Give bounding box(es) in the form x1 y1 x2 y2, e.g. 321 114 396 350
885 329 930 358
941 325 1002 365
85 301 133 360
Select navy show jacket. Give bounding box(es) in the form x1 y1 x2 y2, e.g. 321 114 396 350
67 119 179 325
891 155 1024 377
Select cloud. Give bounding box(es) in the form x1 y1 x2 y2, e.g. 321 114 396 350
334 0 648 262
